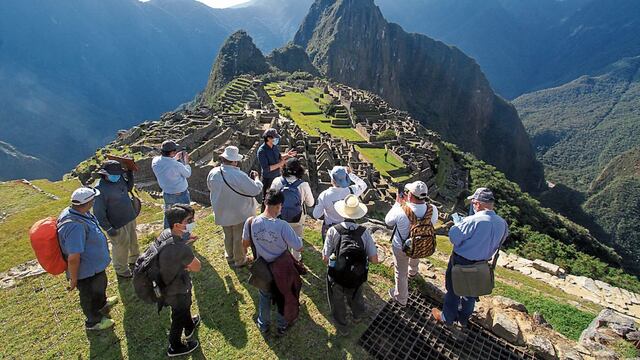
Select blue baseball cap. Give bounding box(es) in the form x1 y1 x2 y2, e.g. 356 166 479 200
330 166 350 188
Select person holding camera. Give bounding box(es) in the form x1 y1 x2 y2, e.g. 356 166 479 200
207 146 262 268
152 140 192 229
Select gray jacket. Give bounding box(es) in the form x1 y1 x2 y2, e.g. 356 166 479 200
93 172 137 231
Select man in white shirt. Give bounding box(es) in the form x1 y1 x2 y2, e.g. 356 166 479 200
385 181 439 306
207 146 262 268
151 140 192 229
312 166 367 241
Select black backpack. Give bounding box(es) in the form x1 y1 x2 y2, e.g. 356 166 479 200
328 224 368 289
132 237 175 304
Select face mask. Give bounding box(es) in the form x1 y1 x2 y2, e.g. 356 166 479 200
273 137 280 146
107 174 121 183
186 222 197 233
469 202 476 215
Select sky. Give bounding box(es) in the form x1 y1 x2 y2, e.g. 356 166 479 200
139 0 251 8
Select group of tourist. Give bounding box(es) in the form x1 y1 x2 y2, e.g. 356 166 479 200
56 127 507 357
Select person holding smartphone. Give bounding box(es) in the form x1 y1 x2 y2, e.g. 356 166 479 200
152 140 192 228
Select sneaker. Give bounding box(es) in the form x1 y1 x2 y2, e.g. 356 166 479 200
387 288 406 307
184 315 201 341
100 296 119 315
86 317 115 331
255 318 269 335
167 341 199 357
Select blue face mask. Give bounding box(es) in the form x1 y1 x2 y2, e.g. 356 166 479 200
469 203 475 216
273 137 280 146
107 174 121 183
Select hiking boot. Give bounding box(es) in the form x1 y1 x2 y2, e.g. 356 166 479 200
100 296 119 315
184 315 201 342
86 317 115 331
167 341 199 357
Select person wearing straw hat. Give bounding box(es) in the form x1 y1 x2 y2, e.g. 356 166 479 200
207 146 262 268
323 194 379 335
385 181 439 306
58 187 119 331
312 166 368 241
93 160 140 279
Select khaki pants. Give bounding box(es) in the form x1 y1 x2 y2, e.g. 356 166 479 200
223 223 246 266
108 220 139 276
391 246 420 305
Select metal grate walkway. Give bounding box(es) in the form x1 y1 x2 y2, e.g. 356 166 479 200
359 291 537 360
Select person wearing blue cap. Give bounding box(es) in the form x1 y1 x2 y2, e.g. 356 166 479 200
257 128 297 210
312 166 367 241
431 187 508 327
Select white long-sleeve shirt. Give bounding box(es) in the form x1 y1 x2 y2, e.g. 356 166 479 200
385 202 439 249
312 173 367 225
207 164 262 227
151 156 191 194
270 175 315 226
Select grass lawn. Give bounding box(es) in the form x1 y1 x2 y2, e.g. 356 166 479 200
0 180 163 272
0 216 393 359
267 86 364 142
355 146 411 183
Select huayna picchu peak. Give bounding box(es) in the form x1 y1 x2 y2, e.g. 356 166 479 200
293 0 545 193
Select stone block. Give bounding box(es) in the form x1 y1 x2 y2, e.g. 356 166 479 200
491 296 529 313
526 335 556 360
532 259 563 276
491 312 524 345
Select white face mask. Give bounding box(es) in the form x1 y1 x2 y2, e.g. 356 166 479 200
186 222 197 233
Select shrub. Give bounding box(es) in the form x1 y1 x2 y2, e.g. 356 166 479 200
377 129 396 141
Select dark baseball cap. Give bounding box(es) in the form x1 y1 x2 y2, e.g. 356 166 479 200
467 187 495 202
161 140 180 152
97 160 125 176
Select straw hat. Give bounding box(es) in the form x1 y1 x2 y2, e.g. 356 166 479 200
335 194 368 220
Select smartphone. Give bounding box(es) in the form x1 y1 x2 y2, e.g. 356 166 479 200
397 184 405 198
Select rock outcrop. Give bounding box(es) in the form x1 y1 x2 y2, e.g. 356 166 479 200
293 0 545 192
202 30 270 102
267 43 319 75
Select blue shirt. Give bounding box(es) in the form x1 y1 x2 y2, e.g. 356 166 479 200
448 210 508 261
242 215 302 263
151 155 191 194
57 208 111 280
257 143 281 179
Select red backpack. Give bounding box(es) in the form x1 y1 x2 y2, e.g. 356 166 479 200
29 217 67 275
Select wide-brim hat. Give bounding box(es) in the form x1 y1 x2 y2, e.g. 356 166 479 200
220 146 244 162
335 194 368 220
97 160 125 176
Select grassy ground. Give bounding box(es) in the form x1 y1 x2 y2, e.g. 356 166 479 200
0 216 393 359
266 85 364 141
0 180 163 272
355 146 411 183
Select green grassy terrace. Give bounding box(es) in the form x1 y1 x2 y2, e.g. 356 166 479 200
355 146 411 183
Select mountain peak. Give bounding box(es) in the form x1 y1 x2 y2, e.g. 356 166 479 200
202 30 269 101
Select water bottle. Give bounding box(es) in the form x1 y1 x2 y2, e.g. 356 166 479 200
329 253 337 268
152 280 162 299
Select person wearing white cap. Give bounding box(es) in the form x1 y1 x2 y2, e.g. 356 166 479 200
207 146 262 268
323 195 379 335
385 181 438 306
312 166 368 241
152 140 192 229
57 187 118 331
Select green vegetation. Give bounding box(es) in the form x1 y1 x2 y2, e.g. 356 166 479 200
208 76 257 113
612 339 640 359
376 129 396 141
74 145 144 181
0 216 391 359
0 179 163 272
266 84 364 141
355 146 410 182
444 143 640 293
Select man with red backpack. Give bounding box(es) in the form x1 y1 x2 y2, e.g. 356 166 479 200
385 181 438 306
57 187 118 330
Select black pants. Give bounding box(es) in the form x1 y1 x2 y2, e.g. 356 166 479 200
261 177 276 212
165 293 194 349
327 278 365 326
77 271 108 327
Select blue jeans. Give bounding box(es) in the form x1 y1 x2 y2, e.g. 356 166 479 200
442 253 477 325
163 190 191 229
257 289 287 331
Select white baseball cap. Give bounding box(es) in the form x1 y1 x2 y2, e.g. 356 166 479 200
405 181 428 200
71 187 100 205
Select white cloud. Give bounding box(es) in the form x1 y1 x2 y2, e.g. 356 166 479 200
138 0 251 8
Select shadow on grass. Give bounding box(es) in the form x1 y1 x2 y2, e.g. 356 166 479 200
86 327 124 359
191 250 248 349
118 279 171 359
